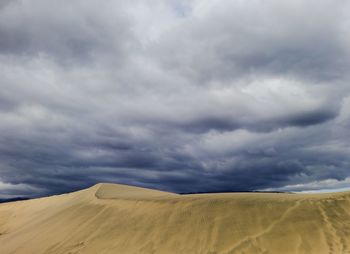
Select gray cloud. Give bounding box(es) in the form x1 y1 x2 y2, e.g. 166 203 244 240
0 0 350 198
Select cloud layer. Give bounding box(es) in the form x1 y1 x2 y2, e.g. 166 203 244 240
1 0 350 197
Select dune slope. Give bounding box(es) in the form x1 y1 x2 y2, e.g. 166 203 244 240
1 183 350 254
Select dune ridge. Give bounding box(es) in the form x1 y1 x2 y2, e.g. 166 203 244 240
1 183 350 254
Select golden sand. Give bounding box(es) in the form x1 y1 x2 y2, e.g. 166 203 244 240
1 183 350 253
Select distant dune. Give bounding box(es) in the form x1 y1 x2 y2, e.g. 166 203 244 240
1 183 350 254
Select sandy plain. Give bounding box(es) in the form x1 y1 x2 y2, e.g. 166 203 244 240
1 183 350 254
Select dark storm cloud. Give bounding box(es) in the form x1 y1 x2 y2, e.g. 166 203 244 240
152 0 350 84
279 109 338 128
178 107 338 133
0 0 133 65
1 0 350 198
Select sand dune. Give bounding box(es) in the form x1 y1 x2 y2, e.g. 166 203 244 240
1 183 350 254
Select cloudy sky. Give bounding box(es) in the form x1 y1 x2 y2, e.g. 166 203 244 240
1 0 350 198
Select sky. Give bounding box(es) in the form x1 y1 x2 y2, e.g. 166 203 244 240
1 0 350 198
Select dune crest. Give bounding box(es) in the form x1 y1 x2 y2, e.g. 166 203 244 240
95 183 178 200
1 183 350 254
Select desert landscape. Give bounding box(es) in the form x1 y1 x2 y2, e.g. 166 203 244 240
1 1 350 253
1 183 350 254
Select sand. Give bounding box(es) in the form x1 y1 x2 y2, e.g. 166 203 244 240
1 183 350 254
